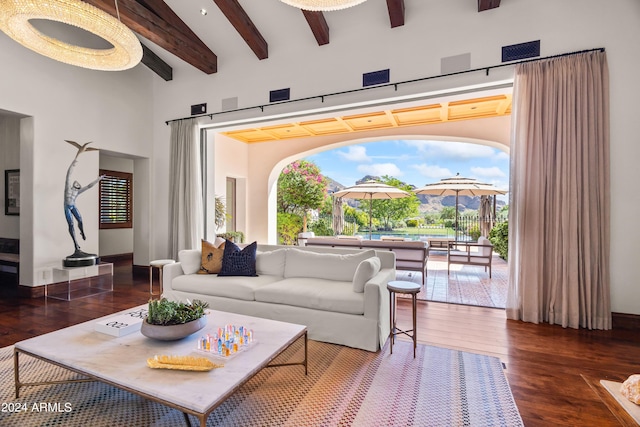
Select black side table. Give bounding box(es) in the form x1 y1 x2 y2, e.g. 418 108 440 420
387 280 421 358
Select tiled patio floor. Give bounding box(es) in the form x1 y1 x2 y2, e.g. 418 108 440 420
395 251 508 309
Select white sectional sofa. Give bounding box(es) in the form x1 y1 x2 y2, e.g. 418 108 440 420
162 244 396 352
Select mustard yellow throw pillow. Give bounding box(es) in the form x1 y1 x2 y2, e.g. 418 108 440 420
198 239 225 274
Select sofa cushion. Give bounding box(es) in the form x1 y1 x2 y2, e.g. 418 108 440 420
256 249 286 277
352 257 381 293
198 239 225 274
478 236 492 256
255 278 365 315
178 249 202 275
219 241 258 277
449 253 491 264
172 274 281 301
284 248 375 282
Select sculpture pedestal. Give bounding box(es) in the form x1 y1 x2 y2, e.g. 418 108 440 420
46 262 113 301
63 250 100 267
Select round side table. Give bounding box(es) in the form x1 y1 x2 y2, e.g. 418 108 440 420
149 259 175 297
387 280 421 358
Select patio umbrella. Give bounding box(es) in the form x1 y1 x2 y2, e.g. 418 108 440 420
413 173 507 240
333 180 411 239
332 195 344 235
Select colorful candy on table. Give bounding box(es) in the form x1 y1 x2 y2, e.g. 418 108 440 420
197 324 254 357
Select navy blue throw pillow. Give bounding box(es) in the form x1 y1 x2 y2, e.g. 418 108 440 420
218 240 258 277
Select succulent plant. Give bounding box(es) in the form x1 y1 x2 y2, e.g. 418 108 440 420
146 298 209 326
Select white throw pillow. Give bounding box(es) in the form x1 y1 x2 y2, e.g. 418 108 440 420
352 257 381 293
284 248 375 282
256 249 287 277
178 249 202 275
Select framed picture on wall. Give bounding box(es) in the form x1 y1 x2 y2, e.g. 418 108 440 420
5 169 19 216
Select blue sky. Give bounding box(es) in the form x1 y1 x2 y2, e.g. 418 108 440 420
305 139 510 201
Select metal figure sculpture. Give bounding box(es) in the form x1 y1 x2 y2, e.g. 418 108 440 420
63 140 104 266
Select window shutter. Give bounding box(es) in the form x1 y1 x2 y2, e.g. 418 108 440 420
99 170 133 229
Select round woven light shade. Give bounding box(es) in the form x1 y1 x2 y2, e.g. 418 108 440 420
279 0 368 12
0 0 142 71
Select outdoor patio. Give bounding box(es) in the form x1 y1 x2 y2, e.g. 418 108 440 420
396 250 508 309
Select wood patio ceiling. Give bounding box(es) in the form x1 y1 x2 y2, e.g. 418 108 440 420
83 0 502 80
221 93 512 143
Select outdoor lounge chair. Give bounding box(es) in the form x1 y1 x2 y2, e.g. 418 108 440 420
447 236 493 277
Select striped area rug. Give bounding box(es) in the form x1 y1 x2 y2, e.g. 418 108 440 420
0 339 522 426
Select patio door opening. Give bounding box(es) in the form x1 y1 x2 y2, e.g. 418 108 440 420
203 83 513 310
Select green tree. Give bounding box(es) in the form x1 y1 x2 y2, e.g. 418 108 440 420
277 160 327 232
424 212 439 224
440 206 456 220
365 176 420 231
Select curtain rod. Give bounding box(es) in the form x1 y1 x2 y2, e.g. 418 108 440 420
165 47 605 125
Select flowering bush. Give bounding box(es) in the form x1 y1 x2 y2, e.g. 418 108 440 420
277 160 327 232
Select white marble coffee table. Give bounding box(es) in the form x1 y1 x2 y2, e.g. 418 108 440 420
14 305 307 427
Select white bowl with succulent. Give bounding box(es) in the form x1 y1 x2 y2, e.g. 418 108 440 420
140 298 209 341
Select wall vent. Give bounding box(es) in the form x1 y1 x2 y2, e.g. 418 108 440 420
270 88 290 103
221 97 238 112
441 53 471 74
502 40 540 62
363 69 390 87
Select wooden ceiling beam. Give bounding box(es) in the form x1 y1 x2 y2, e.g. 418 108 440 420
141 43 172 81
302 10 329 46
83 0 217 74
478 0 501 12
386 0 405 28
212 0 268 60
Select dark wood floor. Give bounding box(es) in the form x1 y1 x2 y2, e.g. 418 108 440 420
0 260 638 426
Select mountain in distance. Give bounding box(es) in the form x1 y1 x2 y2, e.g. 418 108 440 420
327 175 505 214
324 176 345 194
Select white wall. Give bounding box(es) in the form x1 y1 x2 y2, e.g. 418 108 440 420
152 0 640 315
0 31 155 286
98 155 134 257
0 116 21 238
208 134 249 240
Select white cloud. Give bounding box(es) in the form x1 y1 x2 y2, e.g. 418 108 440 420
337 146 370 162
471 166 506 179
371 153 412 161
404 140 497 160
495 151 510 161
411 164 453 180
357 163 403 177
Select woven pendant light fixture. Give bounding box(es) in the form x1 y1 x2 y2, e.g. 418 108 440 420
279 0 367 12
0 0 142 71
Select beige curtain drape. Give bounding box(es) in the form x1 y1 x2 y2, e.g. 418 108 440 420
507 51 611 329
168 118 204 259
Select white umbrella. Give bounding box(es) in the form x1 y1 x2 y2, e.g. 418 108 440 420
333 180 411 239
414 174 507 240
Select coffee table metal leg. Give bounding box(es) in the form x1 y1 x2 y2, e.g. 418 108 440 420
14 348 21 398
181 412 207 427
304 331 308 375
13 348 95 398
265 331 308 375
